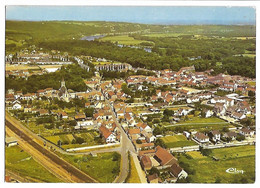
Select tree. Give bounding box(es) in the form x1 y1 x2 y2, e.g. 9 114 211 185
200 147 212 156
84 107 94 117
153 127 162 135
149 167 160 176
154 139 166 148
75 136 85 144
236 134 245 141
248 90 255 97
112 152 120 161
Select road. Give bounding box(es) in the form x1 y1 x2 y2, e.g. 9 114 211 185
5 117 98 183
106 99 136 183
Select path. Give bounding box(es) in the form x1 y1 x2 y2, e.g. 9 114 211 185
131 152 147 183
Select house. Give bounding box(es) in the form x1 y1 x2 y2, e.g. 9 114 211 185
140 155 152 170
240 127 254 137
137 122 152 133
175 108 190 116
209 130 221 143
183 131 191 139
39 109 49 116
194 132 209 143
154 146 177 168
59 111 68 119
147 173 159 183
141 130 156 143
169 163 188 179
213 103 226 116
223 131 237 141
76 119 94 129
138 150 156 158
231 112 246 120
75 113 86 121
99 125 116 143
186 96 200 104
12 100 21 110
136 143 155 151
5 137 18 147
202 109 214 118
23 105 32 113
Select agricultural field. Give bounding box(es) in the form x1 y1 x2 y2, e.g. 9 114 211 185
160 135 197 148
126 156 141 183
186 151 207 159
5 145 62 182
142 33 187 38
179 145 255 183
99 35 154 46
6 64 41 71
56 152 121 183
170 117 233 131
45 131 101 148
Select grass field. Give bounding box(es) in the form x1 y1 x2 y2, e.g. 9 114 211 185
246 81 256 86
99 35 153 46
45 131 101 148
6 65 41 71
160 135 197 148
171 117 233 131
126 156 141 183
210 145 255 160
186 151 207 159
5 145 62 182
142 33 187 38
179 145 255 183
56 152 121 183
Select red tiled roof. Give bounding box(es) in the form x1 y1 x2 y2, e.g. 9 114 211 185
99 125 112 139
155 146 177 166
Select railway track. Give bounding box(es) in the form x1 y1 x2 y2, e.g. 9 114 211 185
6 120 98 183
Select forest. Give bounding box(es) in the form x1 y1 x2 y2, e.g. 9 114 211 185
5 64 93 93
5 21 256 78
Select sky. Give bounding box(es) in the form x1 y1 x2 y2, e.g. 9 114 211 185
6 6 256 25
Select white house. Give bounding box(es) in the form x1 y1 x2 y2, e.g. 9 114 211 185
12 100 22 110
76 120 94 128
231 112 246 120
209 130 221 142
169 163 188 179
99 125 116 143
240 127 254 137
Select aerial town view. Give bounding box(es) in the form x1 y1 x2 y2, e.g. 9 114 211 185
4 6 256 184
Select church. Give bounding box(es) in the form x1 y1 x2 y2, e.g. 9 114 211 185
58 78 70 102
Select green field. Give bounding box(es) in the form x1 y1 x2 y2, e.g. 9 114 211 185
5 145 62 182
179 146 255 183
56 152 121 183
186 151 207 159
160 135 197 148
99 35 154 46
142 33 187 38
171 117 233 131
126 156 141 183
45 131 101 148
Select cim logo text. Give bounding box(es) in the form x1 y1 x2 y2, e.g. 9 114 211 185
226 168 244 174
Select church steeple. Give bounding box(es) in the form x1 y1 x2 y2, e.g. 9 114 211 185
61 77 66 88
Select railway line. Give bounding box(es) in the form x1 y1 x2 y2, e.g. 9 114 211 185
6 119 98 183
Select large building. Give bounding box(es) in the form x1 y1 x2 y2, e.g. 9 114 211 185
95 63 132 72
58 78 70 102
